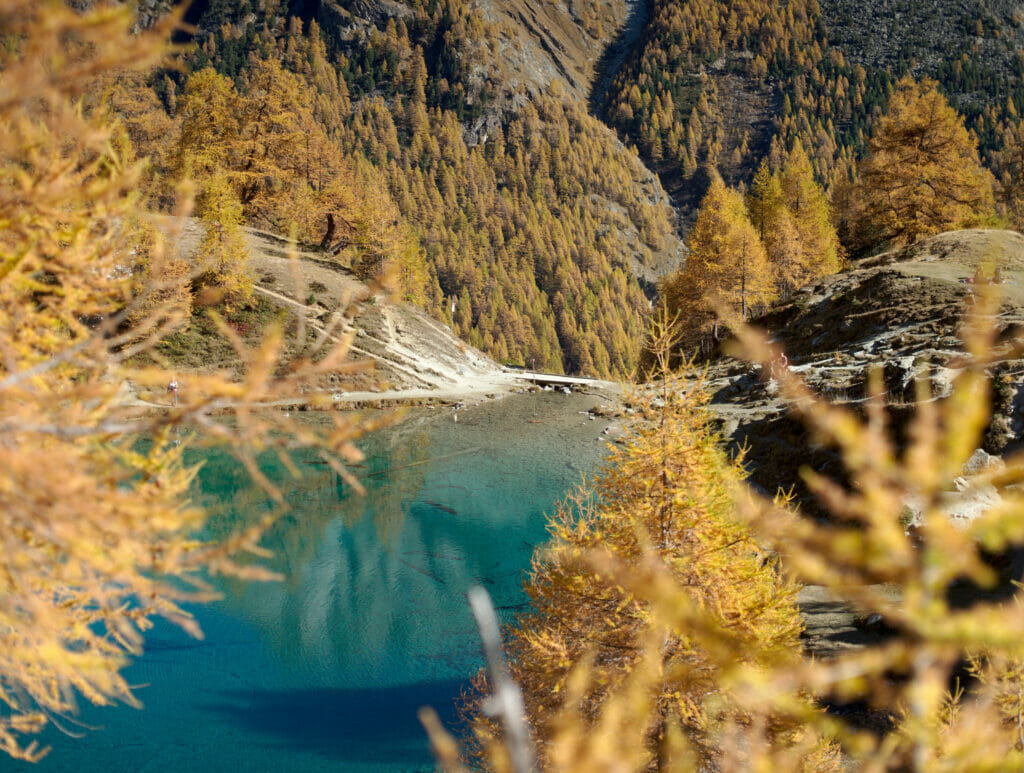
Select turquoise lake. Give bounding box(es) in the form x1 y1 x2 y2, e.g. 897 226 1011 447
8 392 613 772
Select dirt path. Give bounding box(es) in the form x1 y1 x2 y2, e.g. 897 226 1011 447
257 282 520 403
160 217 525 404
864 229 1024 301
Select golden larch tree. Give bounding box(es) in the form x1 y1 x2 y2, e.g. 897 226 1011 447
779 140 842 279
747 159 784 246
0 2 370 759
764 206 807 297
172 67 242 185
841 77 996 254
662 172 773 348
748 148 840 297
197 171 255 309
174 62 349 247
995 122 1024 232
462 340 834 770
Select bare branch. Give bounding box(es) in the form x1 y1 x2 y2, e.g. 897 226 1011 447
467 585 537 773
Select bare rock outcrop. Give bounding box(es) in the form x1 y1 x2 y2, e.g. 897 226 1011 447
701 229 1024 506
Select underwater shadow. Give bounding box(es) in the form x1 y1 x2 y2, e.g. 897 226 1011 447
201 679 468 765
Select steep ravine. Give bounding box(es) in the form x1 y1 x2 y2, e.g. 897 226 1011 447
589 0 652 114
587 0 688 284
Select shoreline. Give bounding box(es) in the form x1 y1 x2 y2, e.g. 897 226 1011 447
122 371 623 414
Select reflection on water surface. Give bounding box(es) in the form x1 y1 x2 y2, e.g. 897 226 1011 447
9 392 612 772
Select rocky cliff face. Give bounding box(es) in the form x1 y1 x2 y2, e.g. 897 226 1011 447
701 229 1024 506
820 0 1024 96
323 0 634 101
67 0 175 29
474 0 632 103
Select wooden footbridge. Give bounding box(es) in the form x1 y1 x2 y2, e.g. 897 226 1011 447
504 367 612 390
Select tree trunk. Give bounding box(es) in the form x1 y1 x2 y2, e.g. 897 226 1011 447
320 212 336 251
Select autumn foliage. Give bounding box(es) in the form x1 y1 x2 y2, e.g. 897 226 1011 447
838 78 997 254
0 1 370 759
660 143 841 352
106 0 674 377
457 326 836 770
602 0 1024 243
717 289 1024 769
993 122 1024 232
427 293 1024 772
661 174 773 347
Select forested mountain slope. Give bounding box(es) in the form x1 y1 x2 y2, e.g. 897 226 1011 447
112 0 685 379
820 0 1024 84
95 0 1024 378
818 0 1024 164
600 0 1024 226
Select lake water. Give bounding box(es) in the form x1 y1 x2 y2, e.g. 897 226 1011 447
8 392 614 772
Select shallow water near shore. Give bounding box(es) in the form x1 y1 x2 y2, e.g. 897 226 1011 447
8 391 615 773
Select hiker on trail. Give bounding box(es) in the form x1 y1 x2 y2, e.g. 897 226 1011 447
169 379 178 406
767 352 788 382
